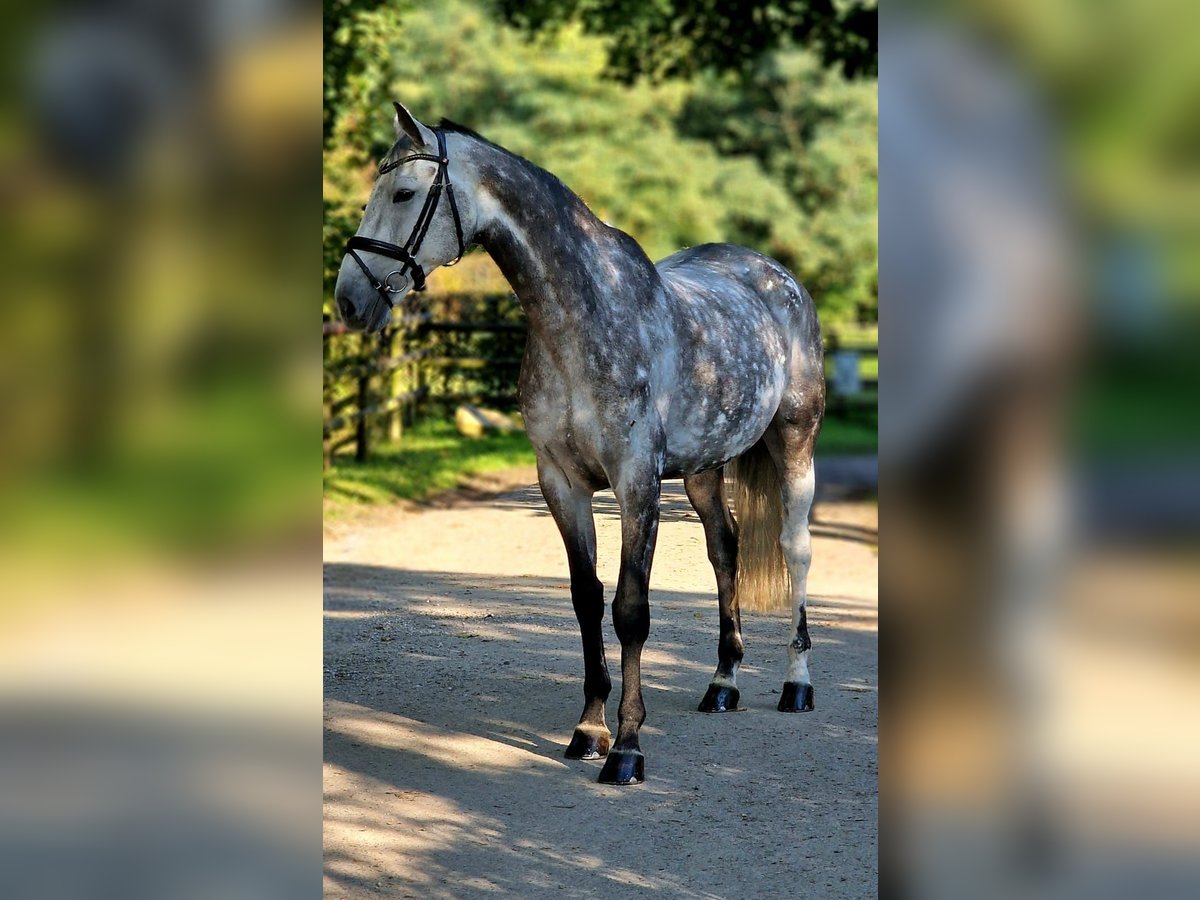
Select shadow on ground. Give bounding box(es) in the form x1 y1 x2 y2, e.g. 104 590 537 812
486 481 878 548
324 556 876 898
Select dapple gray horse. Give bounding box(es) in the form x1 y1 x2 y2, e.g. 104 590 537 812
334 104 825 784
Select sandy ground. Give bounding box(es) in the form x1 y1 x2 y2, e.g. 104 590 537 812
324 472 877 899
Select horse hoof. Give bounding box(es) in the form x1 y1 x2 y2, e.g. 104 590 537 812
564 727 610 760
698 684 740 713
778 682 815 712
597 750 644 785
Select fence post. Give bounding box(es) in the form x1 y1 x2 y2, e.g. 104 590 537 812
387 327 403 442
322 327 333 470
355 335 371 462
323 400 332 470
412 339 424 425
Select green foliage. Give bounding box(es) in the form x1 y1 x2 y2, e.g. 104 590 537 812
495 0 878 81
324 0 877 330
680 53 878 323
816 406 877 455
324 0 411 141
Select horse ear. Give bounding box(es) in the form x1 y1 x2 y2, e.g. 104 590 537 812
393 101 434 150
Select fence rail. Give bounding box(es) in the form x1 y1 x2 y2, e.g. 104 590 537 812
323 292 876 467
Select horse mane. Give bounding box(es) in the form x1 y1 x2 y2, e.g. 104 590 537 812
387 116 601 233
380 118 512 168
437 119 527 166
439 118 591 215
436 118 486 141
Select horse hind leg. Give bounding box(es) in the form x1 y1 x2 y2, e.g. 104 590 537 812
765 422 819 712
684 467 744 713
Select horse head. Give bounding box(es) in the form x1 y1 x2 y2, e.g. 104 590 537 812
334 103 476 332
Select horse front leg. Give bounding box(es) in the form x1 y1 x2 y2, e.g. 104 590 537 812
597 467 662 785
538 459 612 759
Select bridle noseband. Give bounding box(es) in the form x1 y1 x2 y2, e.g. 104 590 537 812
344 128 465 305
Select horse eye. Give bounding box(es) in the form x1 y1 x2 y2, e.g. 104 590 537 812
393 189 415 203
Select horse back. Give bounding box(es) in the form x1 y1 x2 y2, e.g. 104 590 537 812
650 244 822 472
657 243 823 369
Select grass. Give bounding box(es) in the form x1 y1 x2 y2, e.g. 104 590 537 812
816 403 878 454
1074 345 1200 457
325 403 877 512
324 419 536 511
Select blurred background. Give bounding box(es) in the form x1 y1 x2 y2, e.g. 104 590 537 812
4 0 1198 895
0 0 321 896
881 1 1200 898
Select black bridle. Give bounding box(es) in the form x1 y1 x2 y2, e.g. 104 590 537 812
344 128 465 305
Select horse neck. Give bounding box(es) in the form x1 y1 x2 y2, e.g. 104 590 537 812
464 138 643 337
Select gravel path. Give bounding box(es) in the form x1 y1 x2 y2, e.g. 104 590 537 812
324 477 877 898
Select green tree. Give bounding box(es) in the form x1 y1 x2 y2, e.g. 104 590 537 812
495 0 877 81
324 0 410 142
680 51 877 323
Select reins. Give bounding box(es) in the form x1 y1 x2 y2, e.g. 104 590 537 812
344 127 465 306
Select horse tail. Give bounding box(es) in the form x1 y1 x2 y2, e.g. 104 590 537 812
728 439 790 613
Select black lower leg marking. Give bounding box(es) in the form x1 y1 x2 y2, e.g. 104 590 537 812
609 576 649 756
539 464 614 759
780 596 815 712
685 468 745 714
599 480 658 785
567 570 613 750
792 606 812 653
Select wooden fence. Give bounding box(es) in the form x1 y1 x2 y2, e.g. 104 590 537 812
323 292 876 467
323 293 523 467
